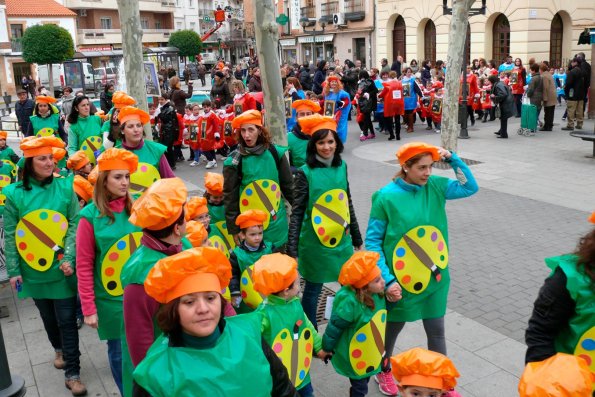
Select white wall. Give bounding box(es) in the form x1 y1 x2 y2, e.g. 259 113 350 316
18 17 78 47
0 6 9 45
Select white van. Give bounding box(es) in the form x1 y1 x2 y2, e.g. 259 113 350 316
38 62 95 96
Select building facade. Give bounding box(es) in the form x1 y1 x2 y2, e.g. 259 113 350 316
376 0 594 68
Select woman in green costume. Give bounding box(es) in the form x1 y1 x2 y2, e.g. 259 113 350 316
288 114 362 330
5 136 87 396
66 95 103 163
365 142 478 396
26 96 67 140
132 247 299 397
0 130 20 180
223 109 294 250
76 148 141 395
120 177 187 397
525 213 595 391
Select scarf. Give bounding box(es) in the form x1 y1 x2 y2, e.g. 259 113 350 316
315 154 333 167
140 232 183 256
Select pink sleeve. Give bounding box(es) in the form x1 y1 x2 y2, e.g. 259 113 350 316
123 284 161 366
223 300 236 317
76 217 98 316
158 155 176 178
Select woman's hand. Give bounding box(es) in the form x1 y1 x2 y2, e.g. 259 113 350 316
59 262 74 277
233 233 241 246
84 314 99 329
10 276 23 291
385 283 402 302
436 147 452 160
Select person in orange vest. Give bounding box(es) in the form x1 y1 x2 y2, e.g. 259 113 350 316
510 58 527 117
420 81 435 131
430 82 444 134
198 100 222 169
479 78 493 123
459 66 480 126
378 71 404 141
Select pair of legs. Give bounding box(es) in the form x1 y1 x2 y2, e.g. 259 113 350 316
349 377 369 397
385 115 401 140
164 143 176 168
107 339 123 395
497 117 509 138
301 281 322 330
33 297 81 380
298 382 314 397
360 112 374 137
566 100 584 129
513 93 523 116
542 105 555 130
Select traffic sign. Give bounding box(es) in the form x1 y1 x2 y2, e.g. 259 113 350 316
203 16 211 22
276 13 289 25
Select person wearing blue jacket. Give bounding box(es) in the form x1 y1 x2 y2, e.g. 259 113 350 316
553 68 566 105
323 76 352 143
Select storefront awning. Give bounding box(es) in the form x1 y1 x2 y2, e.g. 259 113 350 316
297 34 334 44
148 47 180 54
280 38 296 47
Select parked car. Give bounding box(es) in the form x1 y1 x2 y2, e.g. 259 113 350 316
94 66 118 91
178 62 199 80
38 62 95 97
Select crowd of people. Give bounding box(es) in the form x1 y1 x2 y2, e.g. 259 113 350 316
2 50 594 397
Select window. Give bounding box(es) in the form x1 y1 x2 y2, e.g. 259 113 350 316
424 20 436 62
155 20 161 29
492 14 510 64
10 24 23 38
189 0 194 7
190 22 196 30
549 14 563 68
176 22 183 30
100 17 112 30
141 18 149 29
392 15 406 62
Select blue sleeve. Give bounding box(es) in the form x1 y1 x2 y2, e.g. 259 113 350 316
365 218 395 286
444 152 479 200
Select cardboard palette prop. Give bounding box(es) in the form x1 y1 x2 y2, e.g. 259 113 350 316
100 232 142 296
272 319 313 388
16 209 68 271
311 189 350 248
239 179 282 229
349 309 387 376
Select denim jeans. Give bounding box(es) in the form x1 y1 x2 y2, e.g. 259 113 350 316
301 281 323 330
107 339 123 395
33 297 80 379
298 382 314 397
349 377 369 397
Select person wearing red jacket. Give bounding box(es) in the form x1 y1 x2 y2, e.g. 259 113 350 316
510 59 526 117
420 81 435 131
479 78 493 122
378 71 405 140
459 66 480 126
198 100 222 169
430 83 444 133
217 105 238 154
185 104 202 166
231 81 257 115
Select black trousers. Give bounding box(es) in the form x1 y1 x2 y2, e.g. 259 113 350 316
165 144 176 167
500 117 509 137
543 105 555 130
385 115 401 138
360 112 374 136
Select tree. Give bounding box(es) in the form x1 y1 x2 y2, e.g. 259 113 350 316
441 0 475 152
117 0 152 140
169 30 202 62
22 24 74 96
252 0 287 145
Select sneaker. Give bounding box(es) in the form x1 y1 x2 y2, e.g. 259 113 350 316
435 129 441 134
65 378 87 396
368 133 376 139
54 351 65 369
425 126 433 130
205 160 217 169
359 133 367 142
374 371 398 396
189 161 199 167
561 117 566 121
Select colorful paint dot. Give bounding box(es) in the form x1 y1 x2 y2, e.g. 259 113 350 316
440 255 445 261
304 357 310 368
381 313 386 322
356 333 367 342
39 212 48 220
141 165 148 172
338 192 345 200
317 227 325 236
82 146 88 150
395 260 405 270
241 199 249 206
276 191 281 199
109 252 119 261
241 291 247 298
51 213 61 223
578 354 592 366
305 343 312 353
241 277 248 285
396 247 406 257
105 267 115 277
325 194 332 203
431 232 438 241
352 349 362 358
117 240 127 250
402 275 411 284
18 242 27 250
417 228 426 238
356 361 366 370
262 181 269 188
299 369 306 380
271 184 277 191
323 235 330 242
245 188 253 196
581 338 595 351
26 253 34 261
17 229 25 238
221 223 227 229
329 237 337 245
313 216 322 225
280 331 288 339
273 343 283 353
438 241 444 251
60 222 67 231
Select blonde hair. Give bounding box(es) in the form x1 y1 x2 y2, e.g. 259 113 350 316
323 77 344 96
232 80 246 93
93 171 133 223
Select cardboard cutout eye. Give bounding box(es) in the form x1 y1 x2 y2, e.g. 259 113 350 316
16 209 68 271
220 286 231 302
272 320 313 388
575 325 595 388
393 226 449 294
349 310 386 376
80 136 103 164
239 264 266 309
36 127 55 137
214 221 236 253
208 235 230 258
311 189 350 248
239 179 281 229
100 232 142 296
130 163 160 195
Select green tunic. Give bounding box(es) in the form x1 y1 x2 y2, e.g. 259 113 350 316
133 314 273 397
4 176 78 299
258 295 321 389
298 162 353 283
0 147 18 181
116 140 166 195
0 161 14 216
233 242 273 313
549 254 595 388
326 287 387 380
224 145 289 247
29 113 61 137
208 202 226 224
67 115 103 163
287 132 308 168
79 203 141 340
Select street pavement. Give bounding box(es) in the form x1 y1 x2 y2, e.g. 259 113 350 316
1 107 593 396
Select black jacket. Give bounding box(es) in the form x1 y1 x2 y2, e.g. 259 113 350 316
356 78 378 114
100 92 113 113
299 68 313 91
580 59 591 90
210 82 232 109
341 68 358 100
391 61 402 78
491 81 514 119
313 69 326 95
565 66 585 100
525 267 575 364
287 161 363 258
155 102 178 146
15 99 34 133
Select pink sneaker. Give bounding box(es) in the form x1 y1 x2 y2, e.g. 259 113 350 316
359 133 367 142
368 133 376 139
374 371 398 396
442 390 463 397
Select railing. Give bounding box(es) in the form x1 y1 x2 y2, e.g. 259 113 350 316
300 5 316 19
320 1 338 17
10 37 22 53
344 0 365 13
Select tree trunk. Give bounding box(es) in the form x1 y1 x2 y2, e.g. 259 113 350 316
48 64 54 97
441 0 474 151
252 0 287 145
117 0 152 140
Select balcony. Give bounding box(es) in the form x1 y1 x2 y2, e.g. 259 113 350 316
63 0 175 13
320 1 338 24
78 29 173 46
11 37 22 53
300 6 316 26
344 0 365 21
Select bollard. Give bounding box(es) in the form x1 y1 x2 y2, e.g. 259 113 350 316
0 322 25 397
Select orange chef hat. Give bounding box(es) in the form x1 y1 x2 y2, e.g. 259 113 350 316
20 136 65 158
144 247 232 303
35 96 57 104
73 175 94 203
235 209 267 229
338 251 381 289
118 106 150 125
432 81 444 89
588 211 595 224
129 177 188 230
87 165 99 185
204 172 224 196
252 253 298 296
185 197 209 221
518 353 592 397
292 99 321 114
66 150 91 171
391 348 460 391
112 92 136 109
185 220 209 248
396 142 441 166
52 147 67 163
231 109 263 129
298 114 337 136
0 131 7 139
97 148 139 174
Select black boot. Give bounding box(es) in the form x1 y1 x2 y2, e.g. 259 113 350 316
482 112 488 122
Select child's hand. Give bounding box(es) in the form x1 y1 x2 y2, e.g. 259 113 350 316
386 283 402 302
231 295 242 308
316 350 331 360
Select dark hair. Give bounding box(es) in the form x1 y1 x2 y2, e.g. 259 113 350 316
488 74 499 85
104 83 114 94
63 86 73 94
575 229 595 286
145 209 185 240
530 63 539 73
161 92 170 100
305 129 344 168
22 157 53 191
67 95 91 124
33 101 53 117
358 70 370 80
202 99 212 107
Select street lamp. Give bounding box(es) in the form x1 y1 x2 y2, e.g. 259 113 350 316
443 0 486 139
300 17 326 66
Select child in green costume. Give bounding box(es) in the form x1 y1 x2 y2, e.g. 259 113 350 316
322 251 390 397
229 209 274 313
253 253 329 397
